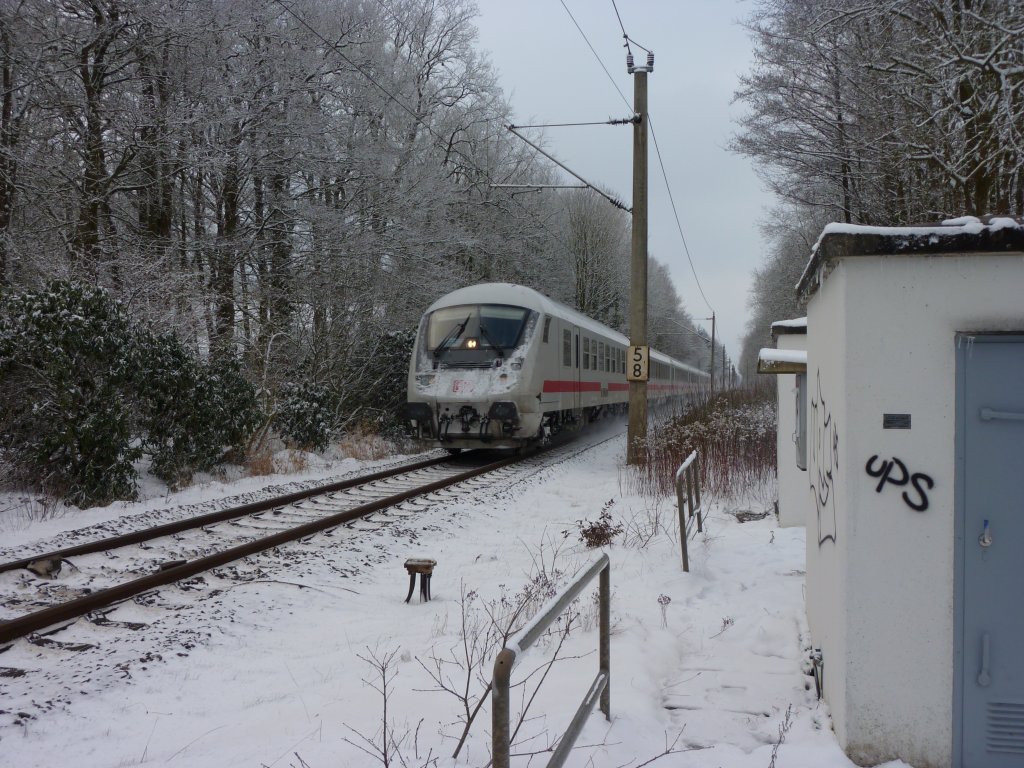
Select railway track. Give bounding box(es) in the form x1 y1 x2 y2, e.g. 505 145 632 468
0 450 525 645
0 425 626 731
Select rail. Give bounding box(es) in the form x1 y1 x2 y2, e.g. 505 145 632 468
0 454 522 645
491 553 610 768
675 451 703 572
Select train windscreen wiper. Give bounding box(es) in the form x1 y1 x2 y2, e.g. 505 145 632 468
433 314 471 357
477 323 504 358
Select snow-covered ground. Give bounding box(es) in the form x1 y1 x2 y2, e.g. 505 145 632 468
1 424 911 768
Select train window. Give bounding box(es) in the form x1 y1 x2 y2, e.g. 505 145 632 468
542 316 551 343
562 329 571 366
598 342 605 372
583 337 590 370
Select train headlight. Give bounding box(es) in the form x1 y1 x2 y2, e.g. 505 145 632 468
416 374 435 387
466 338 478 349
511 357 523 370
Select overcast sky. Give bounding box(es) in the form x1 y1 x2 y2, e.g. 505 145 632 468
473 0 773 360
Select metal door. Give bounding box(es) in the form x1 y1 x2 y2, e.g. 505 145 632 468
573 328 581 412
956 336 1024 767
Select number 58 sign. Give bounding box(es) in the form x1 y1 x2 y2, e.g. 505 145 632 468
627 345 649 382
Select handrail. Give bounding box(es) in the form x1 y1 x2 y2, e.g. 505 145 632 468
492 553 610 768
675 451 703 572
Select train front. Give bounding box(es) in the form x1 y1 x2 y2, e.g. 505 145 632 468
405 299 541 450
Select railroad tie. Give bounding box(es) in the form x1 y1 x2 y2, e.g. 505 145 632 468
403 558 437 603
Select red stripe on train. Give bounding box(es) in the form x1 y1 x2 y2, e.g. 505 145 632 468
542 380 601 393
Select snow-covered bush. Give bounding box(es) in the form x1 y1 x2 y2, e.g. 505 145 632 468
136 334 261 488
274 381 332 451
0 281 140 506
338 329 416 436
0 281 262 505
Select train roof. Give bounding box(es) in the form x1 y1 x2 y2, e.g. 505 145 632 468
425 283 708 378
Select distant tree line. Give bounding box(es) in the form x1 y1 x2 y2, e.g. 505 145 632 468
734 0 1023 376
0 0 713 505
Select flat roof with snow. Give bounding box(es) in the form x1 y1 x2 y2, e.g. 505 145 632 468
757 347 807 374
797 216 1024 299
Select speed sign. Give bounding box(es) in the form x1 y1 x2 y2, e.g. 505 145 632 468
627 345 649 382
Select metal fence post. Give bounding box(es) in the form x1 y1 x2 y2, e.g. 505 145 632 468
492 648 515 768
675 452 702 572
599 564 610 718
491 554 610 768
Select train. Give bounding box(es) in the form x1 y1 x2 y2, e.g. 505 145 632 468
404 283 709 450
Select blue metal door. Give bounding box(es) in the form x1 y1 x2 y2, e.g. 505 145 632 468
957 336 1024 767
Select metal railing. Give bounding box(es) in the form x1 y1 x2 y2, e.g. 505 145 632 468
492 553 610 768
675 451 703 572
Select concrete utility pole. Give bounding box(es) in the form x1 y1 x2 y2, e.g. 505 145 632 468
708 312 716 398
626 52 653 466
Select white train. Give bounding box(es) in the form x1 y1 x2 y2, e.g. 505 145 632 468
405 283 709 450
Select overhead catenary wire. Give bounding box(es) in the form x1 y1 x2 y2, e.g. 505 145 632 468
506 125 630 212
649 114 714 314
563 0 716 315
559 0 633 113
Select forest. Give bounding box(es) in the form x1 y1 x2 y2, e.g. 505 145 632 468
734 0 1023 376
0 0 717 505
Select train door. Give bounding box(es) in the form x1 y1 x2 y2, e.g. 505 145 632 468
955 336 1024 767
573 327 582 413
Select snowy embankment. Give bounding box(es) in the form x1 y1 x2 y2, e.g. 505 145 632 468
1 428 911 768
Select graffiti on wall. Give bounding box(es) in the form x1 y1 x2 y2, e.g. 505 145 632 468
809 369 839 547
865 456 934 511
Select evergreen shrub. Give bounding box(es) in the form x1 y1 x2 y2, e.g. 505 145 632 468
274 381 332 451
0 281 263 506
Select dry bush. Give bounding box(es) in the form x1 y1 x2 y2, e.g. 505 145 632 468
628 389 777 500
275 449 309 474
335 426 398 461
565 499 623 548
244 443 276 476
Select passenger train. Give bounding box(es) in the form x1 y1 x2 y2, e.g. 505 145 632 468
404 283 709 450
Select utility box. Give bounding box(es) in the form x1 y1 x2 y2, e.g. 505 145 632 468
797 217 1024 768
758 318 809 527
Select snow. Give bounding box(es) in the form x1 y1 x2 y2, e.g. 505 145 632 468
796 217 1024 296
770 317 807 330
759 348 808 364
0 427 912 768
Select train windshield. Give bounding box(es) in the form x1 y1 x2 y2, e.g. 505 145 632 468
426 304 534 355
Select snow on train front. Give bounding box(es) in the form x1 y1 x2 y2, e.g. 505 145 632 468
404 285 545 450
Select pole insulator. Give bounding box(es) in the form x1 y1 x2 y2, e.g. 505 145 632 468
626 53 634 73
647 52 654 71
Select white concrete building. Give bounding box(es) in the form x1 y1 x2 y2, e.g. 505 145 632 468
758 318 810 528
797 217 1024 768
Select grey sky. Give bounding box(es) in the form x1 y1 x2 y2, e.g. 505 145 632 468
473 0 772 361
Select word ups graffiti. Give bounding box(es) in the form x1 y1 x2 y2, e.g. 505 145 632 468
865 456 934 511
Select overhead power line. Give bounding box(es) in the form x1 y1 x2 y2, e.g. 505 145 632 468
649 115 714 313
561 0 715 314
559 0 633 113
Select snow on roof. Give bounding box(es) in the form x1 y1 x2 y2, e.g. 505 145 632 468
797 217 1024 298
770 317 807 339
757 347 807 374
771 317 807 328
759 348 807 364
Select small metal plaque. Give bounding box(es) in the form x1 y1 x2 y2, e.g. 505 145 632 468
627 345 649 382
883 413 911 429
